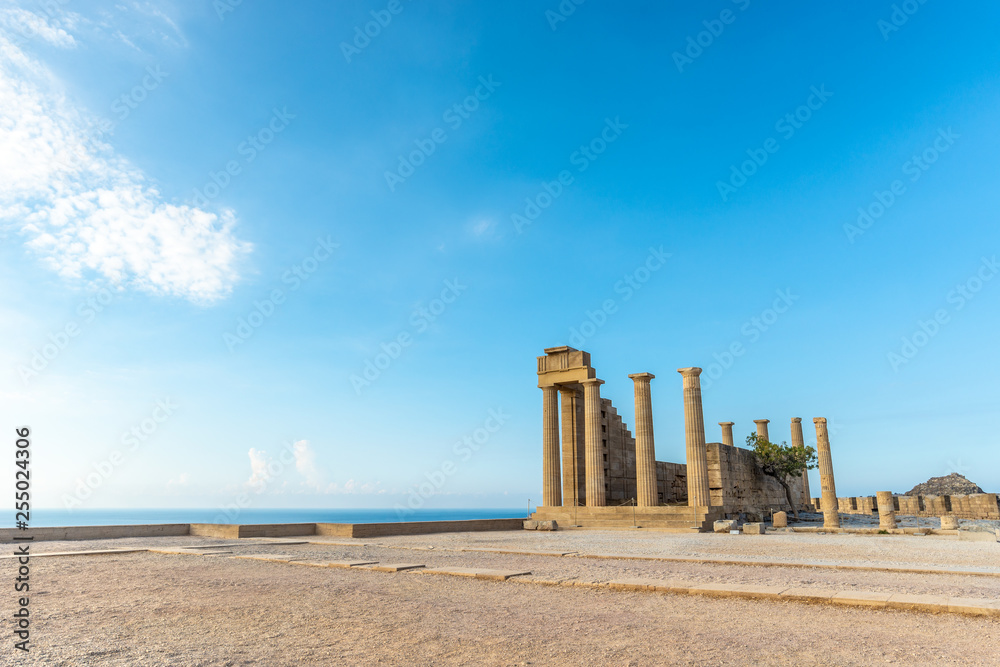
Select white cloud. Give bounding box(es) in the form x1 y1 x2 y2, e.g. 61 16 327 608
0 10 250 304
246 448 269 487
0 7 78 48
293 439 324 489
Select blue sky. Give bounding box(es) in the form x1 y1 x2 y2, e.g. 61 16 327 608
1 0 998 513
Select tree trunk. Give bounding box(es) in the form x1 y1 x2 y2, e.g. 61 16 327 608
776 476 800 521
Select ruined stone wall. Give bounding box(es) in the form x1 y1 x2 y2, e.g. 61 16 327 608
813 493 1000 519
707 442 806 517
656 461 687 504
601 398 637 504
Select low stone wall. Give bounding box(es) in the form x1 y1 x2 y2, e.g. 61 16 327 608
318 518 525 538
812 493 1000 519
0 524 189 543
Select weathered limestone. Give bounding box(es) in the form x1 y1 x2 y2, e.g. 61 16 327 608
790 418 810 507
678 367 711 508
719 422 735 447
583 378 606 507
876 491 896 530
772 511 788 528
814 417 840 528
743 522 766 535
559 387 583 506
714 519 739 532
940 516 958 530
753 419 770 441
542 386 561 507
629 373 658 507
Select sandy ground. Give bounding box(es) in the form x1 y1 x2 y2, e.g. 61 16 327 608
7 530 1000 666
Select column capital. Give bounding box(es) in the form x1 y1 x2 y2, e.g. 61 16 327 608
813 417 827 424
628 372 655 381
719 421 734 426
790 417 802 423
676 367 702 377
581 378 605 387
753 419 770 425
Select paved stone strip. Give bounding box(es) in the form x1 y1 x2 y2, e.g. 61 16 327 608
0 548 148 559
359 563 426 573
420 567 532 581
231 554 307 563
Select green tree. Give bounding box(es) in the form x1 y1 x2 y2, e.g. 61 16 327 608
746 434 817 521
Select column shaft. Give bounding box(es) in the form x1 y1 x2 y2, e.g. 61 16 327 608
876 491 897 530
814 417 840 528
559 388 582 506
719 422 734 447
583 379 606 507
790 418 810 507
678 368 710 507
754 419 770 442
629 373 657 507
541 386 561 507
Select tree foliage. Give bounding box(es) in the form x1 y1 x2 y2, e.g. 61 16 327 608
746 433 817 521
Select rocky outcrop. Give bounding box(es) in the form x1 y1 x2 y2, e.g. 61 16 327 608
905 473 985 496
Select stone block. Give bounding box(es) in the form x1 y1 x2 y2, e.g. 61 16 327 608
714 520 738 533
772 511 787 528
940 516 958 530
743 523 766 535
537 520 558 531
522 520 538 530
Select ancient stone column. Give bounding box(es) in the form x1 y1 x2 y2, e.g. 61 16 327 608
790 418 810 507
814 417 840 528
678 368 711 508
582 378 606 507
754 419 770 442
719 422 735 447
629 373 657 507
876 491 896 530
541 386 561 508
559 387 582 507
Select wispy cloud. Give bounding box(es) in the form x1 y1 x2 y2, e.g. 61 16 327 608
0 7 250 304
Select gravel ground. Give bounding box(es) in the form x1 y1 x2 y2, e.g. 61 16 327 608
11 550 1000 666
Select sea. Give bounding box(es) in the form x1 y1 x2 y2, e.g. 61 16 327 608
6 508 532 529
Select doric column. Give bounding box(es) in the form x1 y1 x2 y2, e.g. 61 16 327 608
629 373 657 507
541 386 561 508
790 418 810 507
814 417 840 528
582 379 606 507
754 419 770 442
719 422 735 447
678 367 710 508
559 387 582 507
876 491 896 530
